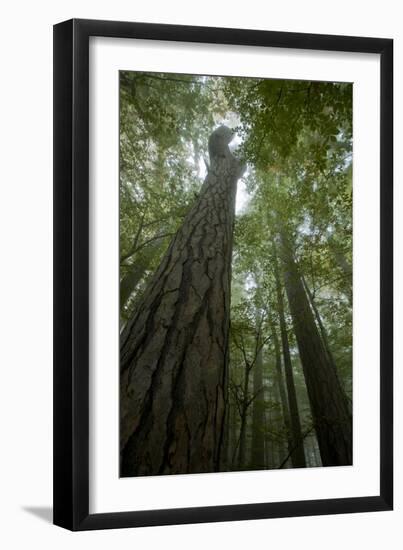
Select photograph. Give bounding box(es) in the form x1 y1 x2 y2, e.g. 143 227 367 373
0 0 395 540
118 71 353 478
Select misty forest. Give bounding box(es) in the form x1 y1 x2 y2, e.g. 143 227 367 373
119 71 353 477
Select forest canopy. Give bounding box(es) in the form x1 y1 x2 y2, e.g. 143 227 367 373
119 71 352 476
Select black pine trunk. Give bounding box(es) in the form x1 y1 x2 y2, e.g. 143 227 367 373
120 127 244 476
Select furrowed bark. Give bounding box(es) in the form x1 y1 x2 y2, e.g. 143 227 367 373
120 127 244 476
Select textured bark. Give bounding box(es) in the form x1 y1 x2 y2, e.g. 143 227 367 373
251 344 265 469
120 127 244 476
279 230 352 466
273 245 307 468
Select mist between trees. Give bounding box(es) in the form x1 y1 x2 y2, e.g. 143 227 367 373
119 71 353 477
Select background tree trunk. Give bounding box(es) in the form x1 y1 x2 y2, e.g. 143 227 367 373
301 274 337 374
251 343 265 469
269 315 294 466
237 363 251 470
328 237 352 306
120 127 244 476
279 229 352 466
120 261 149 311
273 375 289 467
273 244 307 468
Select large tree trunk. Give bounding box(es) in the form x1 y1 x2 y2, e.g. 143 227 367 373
251 343 265 469
273 245 307 468
120 127 244 476
279 229 352 466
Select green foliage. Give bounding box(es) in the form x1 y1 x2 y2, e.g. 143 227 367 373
120 70 352 469
119 72 228 322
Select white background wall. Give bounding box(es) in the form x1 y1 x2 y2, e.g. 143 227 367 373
0 1 400 547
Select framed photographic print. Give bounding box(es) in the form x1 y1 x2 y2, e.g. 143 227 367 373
53 19 393 530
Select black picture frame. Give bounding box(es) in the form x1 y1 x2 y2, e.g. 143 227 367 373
53 18 393 531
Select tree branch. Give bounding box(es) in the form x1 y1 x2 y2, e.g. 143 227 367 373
277 426 315 469
121 231 174 265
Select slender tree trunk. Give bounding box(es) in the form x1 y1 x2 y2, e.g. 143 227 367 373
305 432 322 468
273 244 307 468
120 262 148 311
334 249 352 279
120 127 244 476
228 402 237 468
279 229 352 466
273 375 289 467
238 365 251 470
220 401 230 471
313 436 322 467
266 387 274 469
329 237 352 305
301 274 337 374
251 343 265 469
269 315 294 466
120 239 165 311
